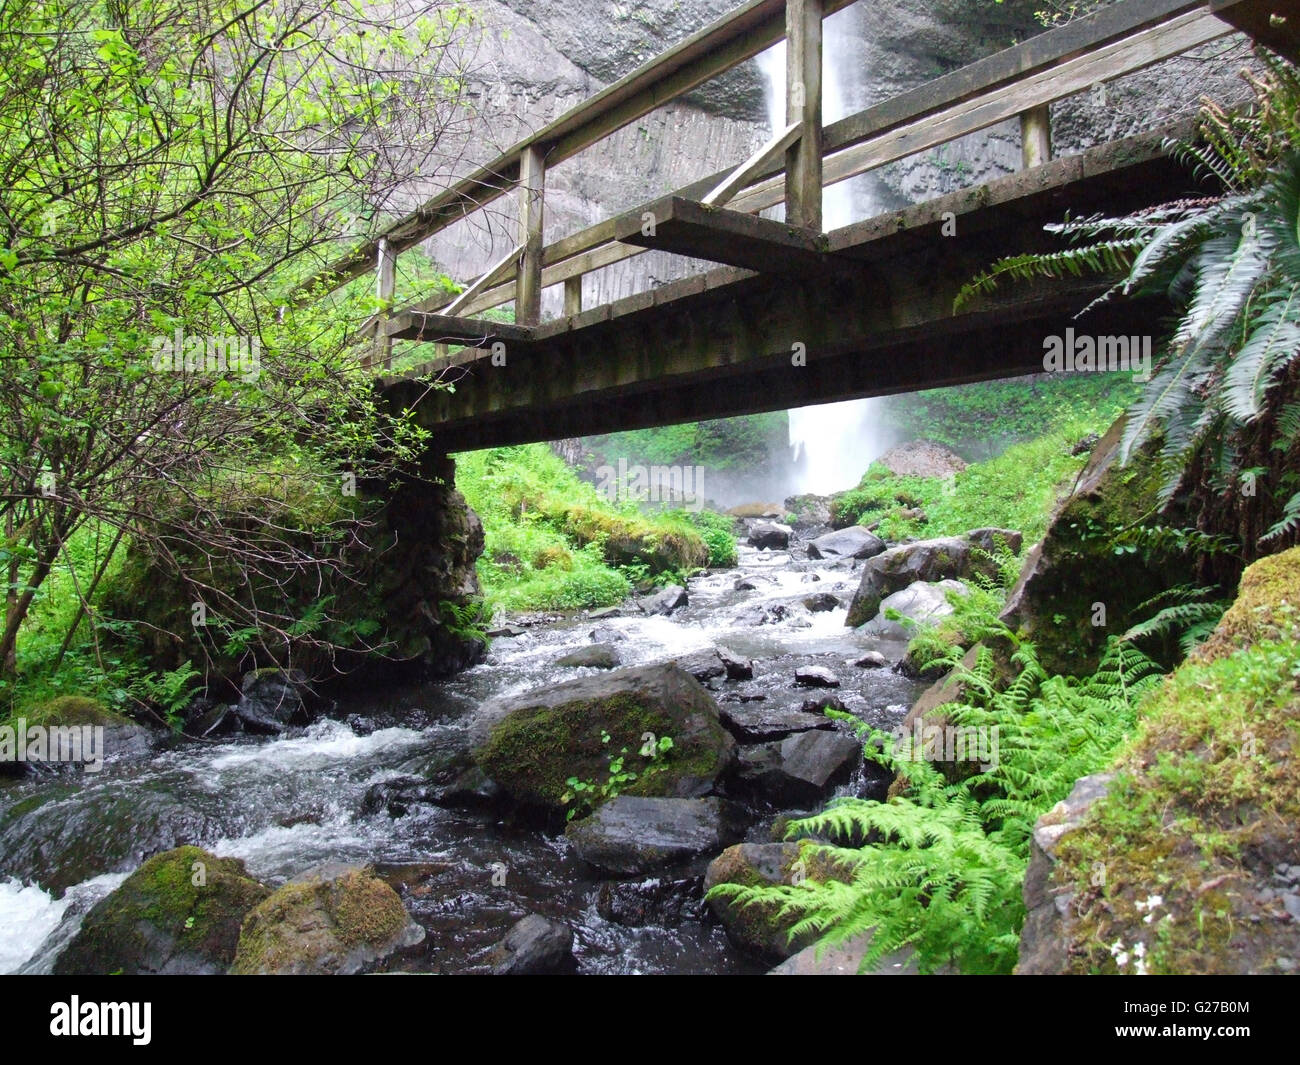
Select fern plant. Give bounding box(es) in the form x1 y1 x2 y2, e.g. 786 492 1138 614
957 54 1300 546
1121 585 1231 656
708 639 1163 974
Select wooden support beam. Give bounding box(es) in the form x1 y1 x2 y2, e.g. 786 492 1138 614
617 196 830 274
703 121 802 207
786 0 824 232
1020 104 1052 169
386 312 536 346
372 237 396 369
444 241 526 317
517 145 546 327
564 275 583 316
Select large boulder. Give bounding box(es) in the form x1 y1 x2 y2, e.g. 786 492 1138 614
846 530 1017 627
860 579 969 639
731 730 862 805
229 863 423 975
470 664 736 817
705 842 854 960
998 417 1190 676
1 697 155 777
806 527 886 561
53 846 270 975
233 668 312 734
565 796 745 875
556 644 621 669
875 441 968 478
748 521 792 550
639 584 688 616
717 702 832 743
487 914 575 975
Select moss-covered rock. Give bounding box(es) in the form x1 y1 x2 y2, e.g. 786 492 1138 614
53 846 270 975
704 842 854 960
999 417 1195 676
229 863 423 975
1031 549 1300 975
471 663 735 818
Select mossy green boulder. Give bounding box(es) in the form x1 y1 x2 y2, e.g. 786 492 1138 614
1025 547 1300 974
53 846 270 974
470 663 735 817
230 863 423 975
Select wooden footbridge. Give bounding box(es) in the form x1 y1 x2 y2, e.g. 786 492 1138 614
300 0 1295 452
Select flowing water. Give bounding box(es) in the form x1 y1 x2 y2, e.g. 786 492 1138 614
0 538 924 975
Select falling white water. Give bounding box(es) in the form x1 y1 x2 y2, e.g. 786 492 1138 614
757 16 892 497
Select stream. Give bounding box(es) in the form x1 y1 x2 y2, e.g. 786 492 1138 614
0 531 926 975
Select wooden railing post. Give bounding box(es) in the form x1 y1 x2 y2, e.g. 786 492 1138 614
517 145 546 327
564 275 583 317
374 237 396 369
1020 104 1052 170
785 0 824 232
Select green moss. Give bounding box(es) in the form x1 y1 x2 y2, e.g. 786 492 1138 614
476 691 726 812
229 867 408 975
55 846 269 974
23 695 129 728
1052 560 1300 974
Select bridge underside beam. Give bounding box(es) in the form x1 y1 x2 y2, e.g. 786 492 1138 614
615 196 832 275
382 126 1203 453
1211 0 1300 61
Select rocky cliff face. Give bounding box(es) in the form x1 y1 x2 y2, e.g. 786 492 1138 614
407 0 1253 316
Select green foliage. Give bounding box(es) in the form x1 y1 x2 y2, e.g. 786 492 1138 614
878 374 1136 460
957 57 1300 548
833 420 1107 544
708 639 1164 974
1121 586 1230 657
457 445 710 612
587 412 788 472
560 729 675 822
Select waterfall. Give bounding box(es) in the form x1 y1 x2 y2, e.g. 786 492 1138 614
758 11 894 497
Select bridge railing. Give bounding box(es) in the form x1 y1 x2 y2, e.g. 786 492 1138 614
294 0 1263 369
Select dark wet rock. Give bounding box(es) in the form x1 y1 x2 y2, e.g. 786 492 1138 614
181 696 236 739
364 751 501 816
556 644 621 669
565 796 746 876
54 846 270 975
470 663 735 817
732 730 862 806
716 646 754 681
487 624 527 637
230 862 424 975
487 914 576 975
346 714 376 737
800 572 822 583
718 703 832 743
596 877 701 928
670 649 727 684
748 521 792 550
802 592 841 613
640 584 688 616
233 668 312 735
794 665 840 688
854 651 889 669
807 527 887 561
